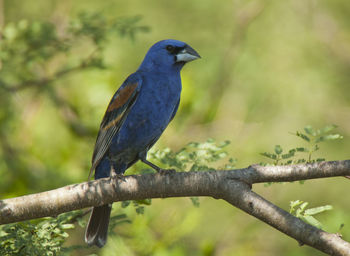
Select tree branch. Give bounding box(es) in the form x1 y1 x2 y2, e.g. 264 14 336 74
1 160 350 255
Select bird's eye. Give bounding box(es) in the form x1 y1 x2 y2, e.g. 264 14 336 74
166 45 175 52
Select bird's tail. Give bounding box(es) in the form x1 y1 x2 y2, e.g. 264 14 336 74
85 204 112 248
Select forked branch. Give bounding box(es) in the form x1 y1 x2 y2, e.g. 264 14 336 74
1 160 350 255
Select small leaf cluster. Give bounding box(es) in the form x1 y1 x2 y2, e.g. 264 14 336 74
0 11 149 90
289 200 333 229
121 199 152 216
0 20 67 83
149 139 236 207
0 210 85 256
150 139 236 172
69 13 150 46
261 125 343 165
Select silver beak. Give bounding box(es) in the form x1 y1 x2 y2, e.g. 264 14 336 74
176 45 201 63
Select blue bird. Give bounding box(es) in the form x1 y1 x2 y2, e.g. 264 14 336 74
85 39 200 247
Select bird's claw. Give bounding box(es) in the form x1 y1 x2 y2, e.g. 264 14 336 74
110 172 126 181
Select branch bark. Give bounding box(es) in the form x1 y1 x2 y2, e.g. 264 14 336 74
1 160 350 255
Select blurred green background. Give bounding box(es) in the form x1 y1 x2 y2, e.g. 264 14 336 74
1 0 350 255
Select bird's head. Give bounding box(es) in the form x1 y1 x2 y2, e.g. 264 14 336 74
138 39 200 72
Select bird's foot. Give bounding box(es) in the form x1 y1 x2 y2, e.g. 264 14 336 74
157 168 176 175
110 172 126 181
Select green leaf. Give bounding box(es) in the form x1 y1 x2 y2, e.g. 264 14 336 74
121 200 131 208
274 145 283 155
135 206 144 215
59 231 69 238
264 182 272 187
225 158 237 169
296 202 308 217
60 224 75 230
190 197 200 207
300 202 308 211
282 150 295 159
219 140 231 147
304 125 316 136
290 200 303 213
301 215 323 229
295 131 310 142
296 147 308 152
260 152 277 160
319 124 337 135
134 199 152 205
187 142 199 147
218 152 228 158
315 134 343 143
304 205 333 215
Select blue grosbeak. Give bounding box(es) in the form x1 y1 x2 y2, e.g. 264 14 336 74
85 39 200 247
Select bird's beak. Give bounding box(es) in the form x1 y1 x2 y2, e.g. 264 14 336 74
176 45 201 63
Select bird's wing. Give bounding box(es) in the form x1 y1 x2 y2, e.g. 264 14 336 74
170 99 180 122
89 75 142 179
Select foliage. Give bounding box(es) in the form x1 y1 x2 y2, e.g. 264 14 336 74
262 125 343 232
0 12 149 88
121 199 152 216
260 125 343 165
121 139 235 217
0 210 132 256
150 139 235 172
149 139 235 207
121 139 235 213
0 211 83 256
289 200 333 229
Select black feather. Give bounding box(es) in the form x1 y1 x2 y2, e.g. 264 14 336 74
85 205 112 248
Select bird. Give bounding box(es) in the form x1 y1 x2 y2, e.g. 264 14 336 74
85 39 200 248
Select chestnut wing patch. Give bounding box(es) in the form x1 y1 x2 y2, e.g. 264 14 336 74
89 80 141 179
106 83 139 113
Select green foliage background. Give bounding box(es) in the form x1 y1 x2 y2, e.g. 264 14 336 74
1 0 350 255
